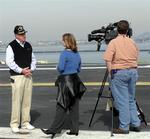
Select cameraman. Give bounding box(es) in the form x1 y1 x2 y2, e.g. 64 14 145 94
104 20 141 134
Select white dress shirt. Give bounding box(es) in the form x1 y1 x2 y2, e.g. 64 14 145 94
6 39 36 74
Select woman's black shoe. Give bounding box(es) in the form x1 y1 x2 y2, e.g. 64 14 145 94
41 128 55 138
66 132 78 136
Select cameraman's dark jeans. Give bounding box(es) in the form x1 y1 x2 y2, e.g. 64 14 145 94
110 69 141 131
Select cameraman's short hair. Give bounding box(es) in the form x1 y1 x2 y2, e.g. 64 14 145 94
117 20 129 34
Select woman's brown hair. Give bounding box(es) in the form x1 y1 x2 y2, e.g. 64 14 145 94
62 33 78 52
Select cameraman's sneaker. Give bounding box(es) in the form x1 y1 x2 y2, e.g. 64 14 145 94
11 127 20 133
22 123 35 130
113 128 129 134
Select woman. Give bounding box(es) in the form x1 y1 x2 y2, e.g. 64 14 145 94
41 33 86 138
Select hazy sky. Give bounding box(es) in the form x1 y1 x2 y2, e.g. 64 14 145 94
0 0 150 42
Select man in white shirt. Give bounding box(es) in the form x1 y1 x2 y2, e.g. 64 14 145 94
6 25 36 133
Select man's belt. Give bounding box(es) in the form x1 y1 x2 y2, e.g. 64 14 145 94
111 67 137 75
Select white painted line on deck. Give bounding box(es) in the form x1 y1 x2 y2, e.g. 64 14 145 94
0 128 150 139
0 65 150 71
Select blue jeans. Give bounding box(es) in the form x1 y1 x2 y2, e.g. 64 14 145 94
110 69 141 131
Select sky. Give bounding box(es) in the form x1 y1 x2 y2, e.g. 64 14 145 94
0 0 150 42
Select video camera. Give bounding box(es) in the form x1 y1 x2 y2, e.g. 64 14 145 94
88 22 133 51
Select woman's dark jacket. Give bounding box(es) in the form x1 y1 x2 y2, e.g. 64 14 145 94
55 73 86 109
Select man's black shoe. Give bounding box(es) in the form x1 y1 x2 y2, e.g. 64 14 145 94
130 126 141 132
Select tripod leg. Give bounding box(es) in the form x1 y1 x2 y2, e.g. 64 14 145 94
136 101 148 126
89 97 100 127
111 98 114 137
89 70 109 127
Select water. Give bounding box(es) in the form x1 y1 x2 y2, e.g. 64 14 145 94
0 42 150 65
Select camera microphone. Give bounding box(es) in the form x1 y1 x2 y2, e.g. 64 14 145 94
91 29 101 34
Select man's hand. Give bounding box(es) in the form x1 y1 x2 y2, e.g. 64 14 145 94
22 67 32 77
105 61 112 73
22 67 29 75
24 71 32 77
105 61 112 79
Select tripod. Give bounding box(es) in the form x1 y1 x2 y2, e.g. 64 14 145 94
88 69 114 137
88 68 148 137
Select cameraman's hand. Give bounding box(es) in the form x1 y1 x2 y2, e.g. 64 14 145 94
108 73 112 79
